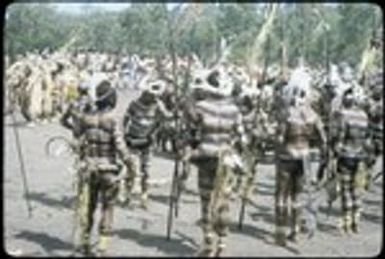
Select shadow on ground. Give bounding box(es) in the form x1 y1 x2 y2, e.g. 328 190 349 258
363 198 382 207
252 187 274 196
14 230 73 255
230 222 300 255
4 121 31 128
149 193 169 206
318 204 340 218
113 227 196 256
249 210 275 226
255 180 275 190
317 221 338 234
361 212 382 225
28 192 74 210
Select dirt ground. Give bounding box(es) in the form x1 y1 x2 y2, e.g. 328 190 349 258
3 87 383 257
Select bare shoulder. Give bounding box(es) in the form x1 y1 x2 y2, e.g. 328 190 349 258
104 110 119 122
354 108 369 121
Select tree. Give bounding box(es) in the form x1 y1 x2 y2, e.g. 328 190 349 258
5 3 71 57
4 3 381 70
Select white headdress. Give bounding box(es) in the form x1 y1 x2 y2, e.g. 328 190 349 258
190 67 233 97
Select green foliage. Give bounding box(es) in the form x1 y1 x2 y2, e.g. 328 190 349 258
6 3 71 55
5 3 381 69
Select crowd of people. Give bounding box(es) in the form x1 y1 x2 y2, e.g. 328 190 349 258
5 46 383 256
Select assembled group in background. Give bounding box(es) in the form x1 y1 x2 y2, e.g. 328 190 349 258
6 36 382 256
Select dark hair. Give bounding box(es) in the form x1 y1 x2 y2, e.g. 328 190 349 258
342 88 354 107
207 70 220 88
56 62 65 73
78 88 88 96
242 95 253 111
95 80 117 110
343 87 353 97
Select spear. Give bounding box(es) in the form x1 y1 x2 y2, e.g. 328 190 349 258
10 111 33 218
261 32 271 85
238 156 257 230
279 4 288 81
239 4 278 229
166 5 182 240
247 4 278 81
